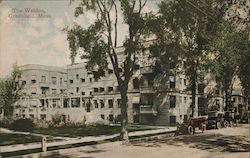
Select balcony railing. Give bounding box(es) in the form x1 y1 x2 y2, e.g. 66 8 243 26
140 85 154 93
140 105 154 114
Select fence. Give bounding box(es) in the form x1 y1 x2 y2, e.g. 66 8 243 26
0 127 176 155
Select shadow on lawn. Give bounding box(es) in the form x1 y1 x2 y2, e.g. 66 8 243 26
131 133 250 153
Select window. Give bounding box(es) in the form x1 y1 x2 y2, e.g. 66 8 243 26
40 114 46 120
184 115 188 122
52 99 57 108
41 76 46 82
82 99 86 107
89 78 92 82
31 75 36 84
60 78 62 85
90 91 93 95
31 79 36 84
108 87 113 92
184 97 187 103
40 99 45 107
108 99 114 108
117 99 122 108
71 98 80 107
169 76 175 89
81 78 85 82
133 78 140 89
94 88 98 93
101 114 105 120
108 69 113 74
179 96 182 103
109 114 114 122
51 77 57 84
76 74 79 79
87 72 92 75
169 115 176 125
94 100 98 108
81 92 85 95
198 84 205 94
76 87 79 93
52 89 56 94
29 114 34 119
86 101 91 112
100 100 105 108
69 80 73 84
60 89 65 94
133 64 140 70
63 98 69 108
31 92 37 95
170 96 176 108
184 79 187 86
100 87 105 92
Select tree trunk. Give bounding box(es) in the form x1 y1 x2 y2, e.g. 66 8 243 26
191 77 196 117
119 83 129 141
191 65 197 117
225 90 232 111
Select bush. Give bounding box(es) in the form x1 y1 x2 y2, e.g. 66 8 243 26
33 119 49 128
10 118 35 132
0 116 14 128
51 113 63 126
63 121 86 127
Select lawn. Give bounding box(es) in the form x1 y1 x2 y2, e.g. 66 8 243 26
0 133 42 146
32 124 156 138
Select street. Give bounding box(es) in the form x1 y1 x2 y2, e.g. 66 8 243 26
41 124 250 158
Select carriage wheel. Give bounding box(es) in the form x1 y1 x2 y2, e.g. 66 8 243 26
224 121 229 128
188 125 194 135
216 122 221 129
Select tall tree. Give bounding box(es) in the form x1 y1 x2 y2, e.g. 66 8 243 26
208 0 249 110
238 29 250 96
155 0 249 115
0 64 23 116
66 0 152 141
155 0 217 117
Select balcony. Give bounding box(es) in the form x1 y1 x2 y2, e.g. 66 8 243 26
140 105 155 114
140 85 154 94
140 66 153 74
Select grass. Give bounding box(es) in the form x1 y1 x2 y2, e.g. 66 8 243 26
0 124 157 146
32 124 156 138
0 133 43 146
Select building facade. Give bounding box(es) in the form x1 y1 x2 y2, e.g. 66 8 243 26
13 57 198 126
14 49 248 125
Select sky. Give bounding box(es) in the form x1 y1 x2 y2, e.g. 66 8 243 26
0 0 159 78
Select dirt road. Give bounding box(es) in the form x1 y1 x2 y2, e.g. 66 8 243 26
43 124 250 158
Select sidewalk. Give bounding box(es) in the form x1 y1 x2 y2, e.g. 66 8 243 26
0 127 73 140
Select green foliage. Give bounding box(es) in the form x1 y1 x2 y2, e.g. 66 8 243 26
236 30 250 96
51 113 63 126
0 64 23 116
66 0 153 140
33 119 50 128
0 116 14 128
10 118 35 132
